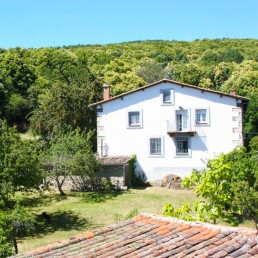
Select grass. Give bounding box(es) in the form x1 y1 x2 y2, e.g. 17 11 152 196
16 187 196 253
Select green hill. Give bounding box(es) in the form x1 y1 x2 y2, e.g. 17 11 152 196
1 39 258 135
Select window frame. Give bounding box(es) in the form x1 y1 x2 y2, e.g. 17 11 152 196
195 107 210 126
149 136 164 157
176 109 190 131
127 110 143 128
160 89 174 105
175 137 191 157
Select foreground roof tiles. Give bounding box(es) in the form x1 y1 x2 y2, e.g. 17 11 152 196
13 213 258 258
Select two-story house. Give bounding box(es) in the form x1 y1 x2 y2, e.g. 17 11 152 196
89 79 249 182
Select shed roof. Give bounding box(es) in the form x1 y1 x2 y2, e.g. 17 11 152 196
99 155 132 165
13 213 258 258
89 79 249 108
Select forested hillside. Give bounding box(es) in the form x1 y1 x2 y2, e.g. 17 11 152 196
0 39 258 137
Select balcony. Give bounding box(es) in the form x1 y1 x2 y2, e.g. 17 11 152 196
167 120 196 137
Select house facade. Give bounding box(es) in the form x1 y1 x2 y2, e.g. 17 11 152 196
90 79 249 182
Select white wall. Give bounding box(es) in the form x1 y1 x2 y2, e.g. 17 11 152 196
96 82 243 181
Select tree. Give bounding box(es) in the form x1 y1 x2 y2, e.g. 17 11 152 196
30 49 102 140
174 51 189 63
136 59 166 84
166 62 204 86
178 63 205 86
244 89 258 135
4 138 43 192
221 61 258 95
0 48 37 97
182 147 257 225
219 48 244 63
198 49 219 65
104 71 145 95
6 93 31 128
0 202 36 254
0 83 8 119
231 181 258 230
206 62 235 90
30 83 98 139
0 120 43 205
41 129 100 195
0 48 37 128
250 135 258 186
221 61 258 134
0 227 12 258
250 135 258 154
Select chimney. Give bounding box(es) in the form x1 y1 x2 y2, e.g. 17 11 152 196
229 88 236 96
103 84 110 100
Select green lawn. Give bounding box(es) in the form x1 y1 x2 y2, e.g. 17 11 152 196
16 187 196 253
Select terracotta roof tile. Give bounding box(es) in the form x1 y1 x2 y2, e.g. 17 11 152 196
99 155 132 165
12 213 258 258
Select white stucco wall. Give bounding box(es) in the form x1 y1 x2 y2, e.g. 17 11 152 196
96 81 244 181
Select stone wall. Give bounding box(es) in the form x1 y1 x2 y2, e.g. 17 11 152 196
99 165 126 186
44 165 127 192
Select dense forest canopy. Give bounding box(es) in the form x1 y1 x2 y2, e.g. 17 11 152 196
0 38 258 137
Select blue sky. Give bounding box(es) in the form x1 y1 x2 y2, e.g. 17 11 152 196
1 0 258 49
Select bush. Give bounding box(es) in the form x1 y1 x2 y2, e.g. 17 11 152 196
182 147 258 226
128 155 147 187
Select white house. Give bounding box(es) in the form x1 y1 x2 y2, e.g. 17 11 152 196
89 79 249 182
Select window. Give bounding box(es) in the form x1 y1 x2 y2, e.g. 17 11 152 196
149 137 163 156
163 91 171 103
176 110 189 131
195 108 210 125
129 111 139 126
175 137 190 156
127 110 143 128
160 89 174 105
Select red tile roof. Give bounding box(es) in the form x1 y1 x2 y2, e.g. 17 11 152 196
99 155 132 165
13 213 258 258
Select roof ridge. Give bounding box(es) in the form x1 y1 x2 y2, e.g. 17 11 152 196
89 79 249 107
141 213 257 236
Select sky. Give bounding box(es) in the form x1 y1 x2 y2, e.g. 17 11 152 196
1 0 258 49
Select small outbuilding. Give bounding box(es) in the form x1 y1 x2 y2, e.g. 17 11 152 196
99 155 133 188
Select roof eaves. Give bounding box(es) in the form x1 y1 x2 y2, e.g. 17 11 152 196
88 79 249 108
88 79 165 108
99 155 133 165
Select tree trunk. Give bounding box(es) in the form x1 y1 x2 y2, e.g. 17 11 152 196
57 183 65 195
13 235 18 254
56 178 66 196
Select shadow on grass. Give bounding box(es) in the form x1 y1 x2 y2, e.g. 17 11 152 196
16 194 68 208
32 210 91 238
131 186 149 190
11 190 127 209
81 190 125 203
